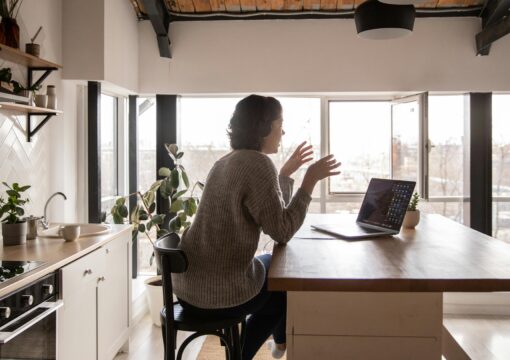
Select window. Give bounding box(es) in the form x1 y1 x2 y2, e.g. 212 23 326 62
179 97 321 200
137 97 157 274
493 94 510 242
100 94 119 214
422 95 469 224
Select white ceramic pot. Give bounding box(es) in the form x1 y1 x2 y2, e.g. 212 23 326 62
403 210 420 229
144 275 163 327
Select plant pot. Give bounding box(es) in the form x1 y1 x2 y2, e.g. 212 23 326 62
0 17 20 49
2 221 27 246
402 210 420 229
25 43 40 57
144 275 163 327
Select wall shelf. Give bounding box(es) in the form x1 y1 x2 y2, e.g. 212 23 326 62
0 102 63 142
0 44 63 142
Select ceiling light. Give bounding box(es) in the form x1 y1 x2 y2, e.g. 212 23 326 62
354 0 416 40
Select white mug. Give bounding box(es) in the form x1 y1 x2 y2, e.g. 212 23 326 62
59 225 81 242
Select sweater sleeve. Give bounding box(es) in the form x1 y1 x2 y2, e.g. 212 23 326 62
279 175 294 206
244 155 312 244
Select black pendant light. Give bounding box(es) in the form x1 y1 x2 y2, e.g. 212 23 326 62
354 0 416 40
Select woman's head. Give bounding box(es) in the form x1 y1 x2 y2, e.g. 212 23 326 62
228 95 284 154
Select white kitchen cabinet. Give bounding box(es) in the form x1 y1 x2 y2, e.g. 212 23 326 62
58 233 131 360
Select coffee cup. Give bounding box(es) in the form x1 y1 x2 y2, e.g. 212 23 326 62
58 225 81 242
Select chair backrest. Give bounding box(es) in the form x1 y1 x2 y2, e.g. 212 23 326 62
154 233 188 322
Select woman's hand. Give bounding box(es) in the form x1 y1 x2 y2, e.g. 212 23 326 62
301 154 342 195
280 141 314 178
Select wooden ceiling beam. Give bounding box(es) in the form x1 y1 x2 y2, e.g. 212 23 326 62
142 0 172 58
476 10 510 55
476 0 510 55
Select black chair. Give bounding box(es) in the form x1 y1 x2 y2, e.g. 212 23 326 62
154 233 246 360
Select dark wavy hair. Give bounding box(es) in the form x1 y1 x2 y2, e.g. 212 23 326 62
227 95 282 151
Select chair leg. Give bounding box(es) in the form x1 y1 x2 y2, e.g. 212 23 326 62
163 323 175 360
240 319 247 352
231 324 242 360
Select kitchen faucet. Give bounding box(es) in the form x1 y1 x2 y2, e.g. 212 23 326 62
41 192 67 230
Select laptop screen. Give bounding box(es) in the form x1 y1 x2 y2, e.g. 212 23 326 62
356 178 416 231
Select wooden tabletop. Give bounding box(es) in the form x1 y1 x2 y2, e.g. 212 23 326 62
268 213 510 292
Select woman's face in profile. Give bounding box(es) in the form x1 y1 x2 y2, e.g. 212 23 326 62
261 113 285 154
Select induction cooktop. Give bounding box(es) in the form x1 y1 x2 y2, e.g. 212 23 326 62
0 260 46 283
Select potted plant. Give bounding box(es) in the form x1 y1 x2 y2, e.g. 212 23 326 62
403 192 420 229
0 0 23 49
110 144 203 326
0 182 30 246
11 80 41 105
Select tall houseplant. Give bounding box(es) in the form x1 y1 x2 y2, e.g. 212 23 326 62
0 182 30 246
0 0 23 48
110 144 203 326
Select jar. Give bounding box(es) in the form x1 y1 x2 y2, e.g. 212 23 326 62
46 85 57 109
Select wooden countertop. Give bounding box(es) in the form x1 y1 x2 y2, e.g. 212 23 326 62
0 224 131 298
268 213 510 292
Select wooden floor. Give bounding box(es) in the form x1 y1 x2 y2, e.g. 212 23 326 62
114 313 510 360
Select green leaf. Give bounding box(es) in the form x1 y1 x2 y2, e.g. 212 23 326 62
157 229 170 237
171 169 179 189
197 181 205 190
18 185 30 192
189 198 197 215
158 167 171 177
176 152 184 159
139 213 149 221
6 190 18 198
15 207 24 216
119 205 128 217
2 182 10 189
172 190 187 201
113 214 124 224
146 220 153 231
152 214 165 225
138 223 146 233
182 171 190 188
149 202 156 213
115 197 125 206
12 183 19 191
170 199 183 213
179 212 187 222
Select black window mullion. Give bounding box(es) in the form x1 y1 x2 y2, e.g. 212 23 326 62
88 81 102 224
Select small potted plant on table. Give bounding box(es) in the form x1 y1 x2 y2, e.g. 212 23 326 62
0 182 30 246
403 192 420 229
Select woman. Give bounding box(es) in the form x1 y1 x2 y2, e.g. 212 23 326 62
173 95 341 359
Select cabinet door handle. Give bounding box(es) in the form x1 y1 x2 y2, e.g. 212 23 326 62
97 276 106 283
84 269 92 275
105 248 110 254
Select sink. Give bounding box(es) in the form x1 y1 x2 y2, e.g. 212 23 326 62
38 224 110 239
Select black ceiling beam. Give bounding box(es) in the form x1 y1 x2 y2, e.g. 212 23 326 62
142 0 171 58
476 0 510 55
476 9 510 55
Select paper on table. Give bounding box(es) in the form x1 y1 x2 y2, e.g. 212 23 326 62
293 226 338 240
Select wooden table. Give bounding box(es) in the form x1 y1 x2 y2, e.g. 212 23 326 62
268 213 510 360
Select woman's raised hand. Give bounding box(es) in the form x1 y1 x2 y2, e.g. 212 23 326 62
280 141 314 178
301 154 342 195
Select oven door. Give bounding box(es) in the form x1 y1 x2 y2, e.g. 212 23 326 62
0 300 63 360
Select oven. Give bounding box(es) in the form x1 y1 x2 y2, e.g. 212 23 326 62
0 271 62 360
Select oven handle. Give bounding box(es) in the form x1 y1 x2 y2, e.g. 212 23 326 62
0 300 64 344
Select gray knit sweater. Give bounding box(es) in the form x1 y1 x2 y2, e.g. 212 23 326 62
173 150 312 309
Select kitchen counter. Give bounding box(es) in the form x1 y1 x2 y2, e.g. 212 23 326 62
0 224 131 298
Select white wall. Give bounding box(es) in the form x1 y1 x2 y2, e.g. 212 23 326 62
139 17 510 94
62 0 104 81
104 0 139 92
0 0 79 240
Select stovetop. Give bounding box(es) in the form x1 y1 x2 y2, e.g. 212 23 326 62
0 261 46 283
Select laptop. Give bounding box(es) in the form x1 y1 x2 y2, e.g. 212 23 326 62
312 178 416 239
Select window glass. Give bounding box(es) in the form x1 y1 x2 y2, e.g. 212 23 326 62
493 94 510 241
428 95 467 198
100 94 118 212
329 101 391 193
137 97 157 274
392 100 419 182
